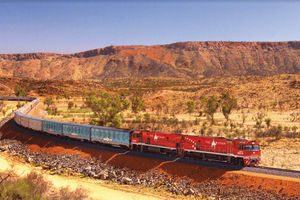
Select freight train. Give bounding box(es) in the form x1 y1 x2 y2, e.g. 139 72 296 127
10 96 261 166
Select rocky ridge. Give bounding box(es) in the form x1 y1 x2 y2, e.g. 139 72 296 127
0 41 299 80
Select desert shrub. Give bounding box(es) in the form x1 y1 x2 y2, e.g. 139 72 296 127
266 125 282 140
44 97 54 109
292 126 298 133
174 128 183 134
131 97 145 114
0 172 88 200
68 101 74 110
200 122 208 136
285 131 297 138
283 126 290 132
135 114 142 122
265 118 271 128
16 102 24 109
2 109 7 117
197 110 203 117
143 113 151 122
193 118 200 125
46 106 58 116
255 130 264 138
187 100 195 114
230 121 237 130
47 187 88 200
63 93 70 100
14 86 28 97
253 112 266 129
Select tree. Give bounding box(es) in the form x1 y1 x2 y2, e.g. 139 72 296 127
84 90 129 128
44 97 54 109
14 86 28 97
68 101 74 110
131 97 145 114
220 92 238 122
63 92 70 100
201 95 220 125
187 100 195 114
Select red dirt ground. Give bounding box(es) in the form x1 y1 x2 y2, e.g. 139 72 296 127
1 120 299 198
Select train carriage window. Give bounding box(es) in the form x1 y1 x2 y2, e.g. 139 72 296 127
244 145 252 151
244 145 260 151
252 145 260 151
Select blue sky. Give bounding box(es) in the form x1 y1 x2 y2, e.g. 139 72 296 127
0 1 299 53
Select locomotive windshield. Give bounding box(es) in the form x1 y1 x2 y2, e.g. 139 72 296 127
244 145 260 151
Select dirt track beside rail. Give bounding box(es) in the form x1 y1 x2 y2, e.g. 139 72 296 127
1 120 300 199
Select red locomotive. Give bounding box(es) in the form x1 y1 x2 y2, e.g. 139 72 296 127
131 131 261 166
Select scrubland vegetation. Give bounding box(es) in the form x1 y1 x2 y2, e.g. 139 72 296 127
41 89 300 142
1 74 299 169
0 172 87 200
0 101 19 120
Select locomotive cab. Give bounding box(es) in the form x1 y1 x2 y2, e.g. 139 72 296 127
235 140 261 166
131 130 141 143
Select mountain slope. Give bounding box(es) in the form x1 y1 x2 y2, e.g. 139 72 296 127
0 41 299 80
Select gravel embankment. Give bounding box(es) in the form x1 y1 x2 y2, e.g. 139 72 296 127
0 139 295 200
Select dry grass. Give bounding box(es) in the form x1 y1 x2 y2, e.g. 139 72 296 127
258 138 300 170
0 101 19 120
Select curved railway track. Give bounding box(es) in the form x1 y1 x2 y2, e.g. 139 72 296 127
1 96 300 179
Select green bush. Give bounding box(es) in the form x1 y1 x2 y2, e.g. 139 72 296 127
16 103 24 109
46 107 58 116
143 113 151 122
